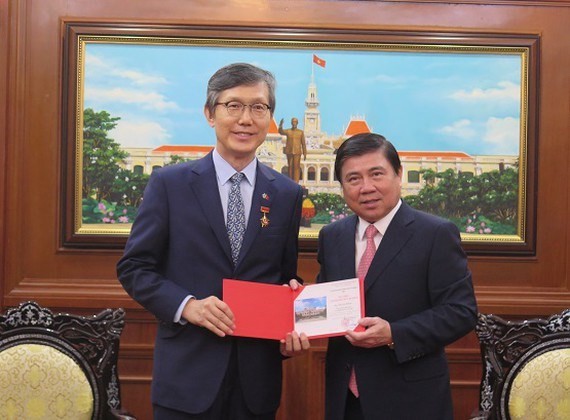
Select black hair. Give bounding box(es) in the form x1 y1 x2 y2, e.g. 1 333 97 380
334 133 401 183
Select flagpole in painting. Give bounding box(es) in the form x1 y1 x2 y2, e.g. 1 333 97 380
312 53 326 79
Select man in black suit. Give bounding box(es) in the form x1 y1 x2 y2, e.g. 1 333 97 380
118 63 309 419
317 133 477 420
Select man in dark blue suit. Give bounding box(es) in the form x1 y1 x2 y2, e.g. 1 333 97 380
117 63 309 419
317 133 478 420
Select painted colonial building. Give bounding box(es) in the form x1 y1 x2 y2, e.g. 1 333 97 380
122 73 517 198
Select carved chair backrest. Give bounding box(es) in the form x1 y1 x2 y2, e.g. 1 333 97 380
0 301 126 419
475 310 570 419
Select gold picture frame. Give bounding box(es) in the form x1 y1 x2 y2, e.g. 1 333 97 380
61 22 538 255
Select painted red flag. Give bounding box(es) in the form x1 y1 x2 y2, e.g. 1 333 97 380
313 54 326 68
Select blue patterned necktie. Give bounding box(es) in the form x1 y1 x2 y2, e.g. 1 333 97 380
227 172 246 266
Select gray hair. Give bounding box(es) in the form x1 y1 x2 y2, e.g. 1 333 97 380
205 63 276 116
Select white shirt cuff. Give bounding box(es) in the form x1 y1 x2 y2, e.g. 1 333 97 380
174 295 193 324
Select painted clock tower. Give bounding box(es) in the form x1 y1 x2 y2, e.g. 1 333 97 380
303 72 321 136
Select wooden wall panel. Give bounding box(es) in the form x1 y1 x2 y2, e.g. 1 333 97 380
1 1 569 419
0 0 8 303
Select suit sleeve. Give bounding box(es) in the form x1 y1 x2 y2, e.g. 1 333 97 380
116 170 191 323
391 221 478 363
316 227 328 284
280 185 304 284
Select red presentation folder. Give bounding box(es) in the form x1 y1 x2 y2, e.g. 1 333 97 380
223 278 365 341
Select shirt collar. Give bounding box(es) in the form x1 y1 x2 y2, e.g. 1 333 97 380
212 149 257 186
357 199 402 240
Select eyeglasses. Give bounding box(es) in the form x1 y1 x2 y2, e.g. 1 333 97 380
215 101 271 118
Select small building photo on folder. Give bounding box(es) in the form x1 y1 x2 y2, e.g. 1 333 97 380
223 277 365 340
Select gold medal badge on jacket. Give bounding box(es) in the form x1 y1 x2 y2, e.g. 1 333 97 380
260 193 270 227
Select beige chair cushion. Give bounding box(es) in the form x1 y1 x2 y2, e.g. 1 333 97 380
0 343 94 419
508 348 570 419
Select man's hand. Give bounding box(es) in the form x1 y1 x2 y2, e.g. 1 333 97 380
279 118 284 127
286 278 302 291
280 331 310 357
345 317 393 348
279 279 310 356
182 296 235 337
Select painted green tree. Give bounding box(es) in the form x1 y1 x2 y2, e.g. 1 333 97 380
82 108 127 201
405 167 519 234
307 192 353 224
165 155 194 166
82 108 148 224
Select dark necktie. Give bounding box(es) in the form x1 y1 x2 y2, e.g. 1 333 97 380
349 224 378 397
227 173 246 266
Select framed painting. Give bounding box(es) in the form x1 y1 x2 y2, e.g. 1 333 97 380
61 22 538 255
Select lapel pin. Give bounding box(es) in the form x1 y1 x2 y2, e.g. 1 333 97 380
260 206 270 227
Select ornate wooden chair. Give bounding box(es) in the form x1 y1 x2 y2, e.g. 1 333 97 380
474 310 570 419
0 301 135 419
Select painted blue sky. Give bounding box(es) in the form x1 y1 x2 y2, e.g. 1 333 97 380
84 42 522 155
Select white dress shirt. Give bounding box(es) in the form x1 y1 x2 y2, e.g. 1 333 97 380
355 199 402 273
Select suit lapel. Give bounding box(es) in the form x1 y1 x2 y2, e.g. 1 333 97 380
237 164 276 268
188 153 233 263
365 203 415 292
338 216 358 279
